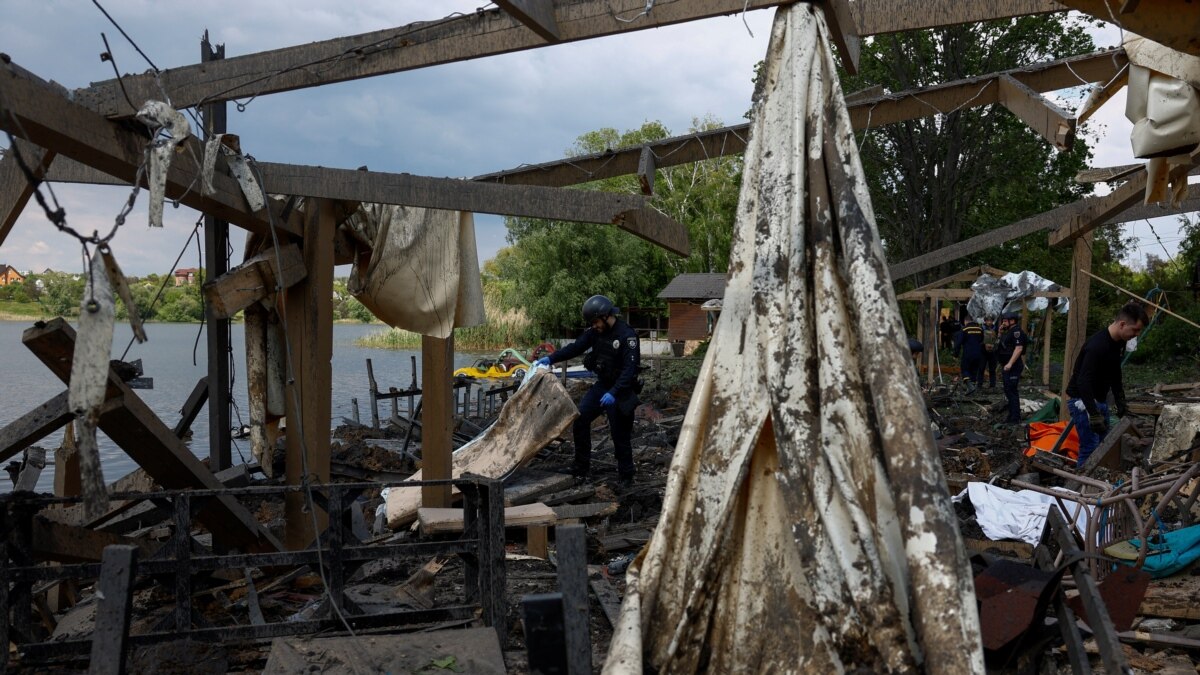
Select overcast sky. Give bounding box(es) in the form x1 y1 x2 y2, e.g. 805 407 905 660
0 1 1192 278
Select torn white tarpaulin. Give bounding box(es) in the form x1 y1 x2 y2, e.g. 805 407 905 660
68 249 116 519
346 205 485 339
966 270 1068 320
603 5 983 674
958 483 1090 547
135 101 191 228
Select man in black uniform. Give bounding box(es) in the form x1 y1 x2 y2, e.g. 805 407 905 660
995 312 1029 424
536 295 640 487
953 317 985 389
1066 302 1148 466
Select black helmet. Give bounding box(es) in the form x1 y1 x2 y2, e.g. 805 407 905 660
1001 312 1020 322
582 295 615 323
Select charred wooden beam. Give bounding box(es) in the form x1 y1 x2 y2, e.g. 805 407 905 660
202 242 305 319
22 319 282 554
0 60 302 240
849 0 1062 36
89 545 138 675
822 0 861 74
31 517 155 563
254 162 690 256
0 391 74 465
74 0 799 118
996 74 1075 150
475 50 1126 188
495 0 561 42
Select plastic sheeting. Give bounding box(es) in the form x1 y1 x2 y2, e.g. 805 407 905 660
966 270 1068 321
602 5 983 674
345 205 485 339
958 483 1090 547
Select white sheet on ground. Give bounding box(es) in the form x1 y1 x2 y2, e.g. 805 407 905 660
961 482 1090 546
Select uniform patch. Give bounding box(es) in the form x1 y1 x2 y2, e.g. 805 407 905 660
612 339 620 349
627 337 638 350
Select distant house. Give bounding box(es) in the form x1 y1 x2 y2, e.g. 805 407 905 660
657 272 727 341
0 264 25 286
174 268 199 286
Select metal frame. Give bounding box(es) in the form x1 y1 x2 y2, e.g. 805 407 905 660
0 477 507 669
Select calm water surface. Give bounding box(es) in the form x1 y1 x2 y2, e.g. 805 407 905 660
0 320 485 493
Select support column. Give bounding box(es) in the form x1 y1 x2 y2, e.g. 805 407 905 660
1059 234 1093 420
202 33 232 471
1042 306 1053 387
283 200 334 549
926 298 937 384
53 422 80 497
422 334 454 508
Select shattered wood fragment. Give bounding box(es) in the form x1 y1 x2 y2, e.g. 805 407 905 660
13 447 46 492
417 502 555 535
203 243 305 319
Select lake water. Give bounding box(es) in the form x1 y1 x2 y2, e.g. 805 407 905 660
0 320 485 493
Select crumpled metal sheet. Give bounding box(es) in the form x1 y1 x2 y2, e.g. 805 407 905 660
345 204 485 338
966 270 1068 320
135 101 191 228
68 249 116 519
602 5 983 674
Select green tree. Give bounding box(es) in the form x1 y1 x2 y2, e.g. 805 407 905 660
496 120 742 332
843 15 1106 287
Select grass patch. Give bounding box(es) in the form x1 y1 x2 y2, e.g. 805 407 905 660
356 306 547 352
0 300 45 320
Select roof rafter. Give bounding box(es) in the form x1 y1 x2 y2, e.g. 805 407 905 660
476 49 1126 188
849 0 1063 36
494 0 561 42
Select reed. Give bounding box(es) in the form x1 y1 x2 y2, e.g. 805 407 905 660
355 304 545 352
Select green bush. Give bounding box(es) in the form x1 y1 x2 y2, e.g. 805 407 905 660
1126 301 1200 367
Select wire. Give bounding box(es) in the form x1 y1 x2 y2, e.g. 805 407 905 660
91 0 159 71
119 217 204 360
613 0 656 23
1145 219 1177 264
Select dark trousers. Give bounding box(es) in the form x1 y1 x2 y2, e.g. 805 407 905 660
1069 399 1110 467
1002 359 1025 422
573 383 635 478
983 349 998 386
961 352 983 386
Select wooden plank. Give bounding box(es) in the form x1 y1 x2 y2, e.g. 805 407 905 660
254 162 690 256
636 146 655 196
1076 163 1142 184
849 0 1062 36
283 200 334 550
13 447 45 492
89 545 138 675
55 422 81 498
0 60 302 239
475 50 1126 189
0 391 74 464
202 243 306 319
418 503 555 534
551 502 618 520
1049 170 1149 247
526 525 549 559
556 524 591 675
997 74 1075 150
495 0 560 42
1053 0 1200 57
504 470 578 506
422 335 455 510
822 0 861 75
1059 235 1093 420
74 0 797 117
30 516 155 563
22 319 281 554
587 565 624 627
1105 181 1200 224
1139 577 1200 620
0 139 55 250
171 376 209 440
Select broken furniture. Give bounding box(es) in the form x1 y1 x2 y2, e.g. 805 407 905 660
0 477 507 672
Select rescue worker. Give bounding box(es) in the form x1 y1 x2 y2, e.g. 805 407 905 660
981 316 999 388
953 317 985 389
995 312 1029 424
1065 302 1148 466
535 295 640 487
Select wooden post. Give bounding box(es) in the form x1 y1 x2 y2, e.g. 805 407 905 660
556 524 591 675
54 420 81 498
1042 307 1053 387
202 34 232 472
927 298 937 384
422 334 454 508
283 200 335 549
88 545 138 675
1059 234 1093 420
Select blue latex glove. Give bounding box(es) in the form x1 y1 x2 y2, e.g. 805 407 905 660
600 392 616 408
534 357 551 367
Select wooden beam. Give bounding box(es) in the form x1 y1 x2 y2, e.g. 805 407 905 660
475 50 1126 188
1075 162 1141 184
0 139 55 250
997 74 1076 150
1059 234 1093 420
822 0 861 75
1053 0 1200 57
202 243 306 319
89 545 137 675
31 517 154 563
0 60 302 239
0 391 75 464
421 335 455 509
254 161 690 256
494 0 561 42
637 146 655 196
1105 179 1200 224
1049 169 1148 247
74 0 798 118
282 200 335 550
849 0 1063 36
22 319 281 554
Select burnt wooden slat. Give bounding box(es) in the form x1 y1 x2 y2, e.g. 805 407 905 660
89 545 138 675
22 320 281 554
556 524 591 675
